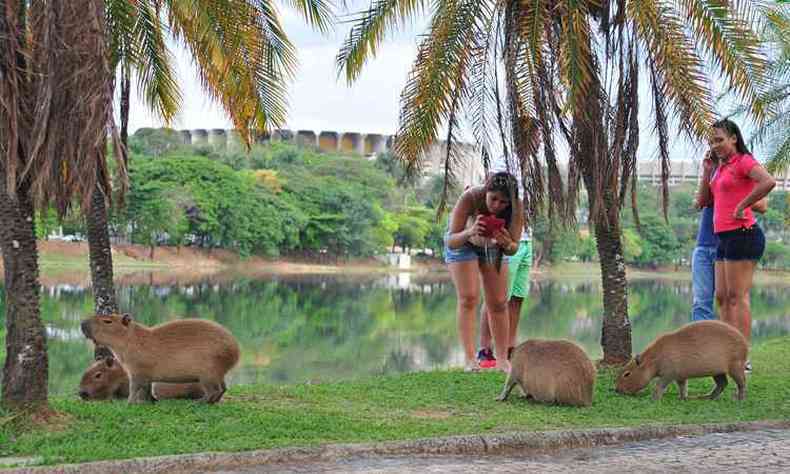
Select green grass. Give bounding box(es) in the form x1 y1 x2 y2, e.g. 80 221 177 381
2 337 790 467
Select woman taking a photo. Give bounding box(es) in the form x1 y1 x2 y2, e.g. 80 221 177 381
444 171 523 373
697 119 776 372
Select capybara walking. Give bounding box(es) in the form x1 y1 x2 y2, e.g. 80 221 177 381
615 320 748 401
80 313 240 404
78 357 204 401
497 339 596 407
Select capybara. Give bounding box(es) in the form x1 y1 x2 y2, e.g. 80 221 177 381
78 357 204 401
80 313 240 404
615 320 748 401
497 339 596 407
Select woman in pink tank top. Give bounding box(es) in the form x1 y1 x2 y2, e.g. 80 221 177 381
696 119 776 369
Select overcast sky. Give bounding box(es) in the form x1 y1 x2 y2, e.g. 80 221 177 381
127 5 423 136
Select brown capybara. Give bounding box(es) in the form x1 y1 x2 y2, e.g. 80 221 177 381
497 339 596 407
615 320 748 401
78 357 204 401
80 313 240 404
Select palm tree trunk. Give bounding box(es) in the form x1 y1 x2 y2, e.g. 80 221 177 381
86 179 118 360
592 204 632 365
575 71 633 365
120 66 130 153
0 165 48 408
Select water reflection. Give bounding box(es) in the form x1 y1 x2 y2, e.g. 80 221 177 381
1 273 789 396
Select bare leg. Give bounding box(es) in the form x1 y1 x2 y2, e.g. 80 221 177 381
714 261 728 324
479 308 492 353
480 262 511 373
449 260 482 366
508 297 524 349
723 260 757 344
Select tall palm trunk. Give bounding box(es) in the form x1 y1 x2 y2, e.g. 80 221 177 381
576 79 633 365
86 178 118 360
120 67 130 152
592 203 632 364
0 165 48 408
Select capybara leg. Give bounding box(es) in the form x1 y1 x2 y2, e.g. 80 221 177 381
705 374 728 400
652 378 671 401
496 375 518 402
128 378 155 404
208 381 227 403
730 369 747 401
677 379 688 401
200 381 223 404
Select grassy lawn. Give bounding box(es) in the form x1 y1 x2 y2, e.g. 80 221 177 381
2 337 790 467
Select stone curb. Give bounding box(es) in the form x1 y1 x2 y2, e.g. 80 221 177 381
6 420 790 473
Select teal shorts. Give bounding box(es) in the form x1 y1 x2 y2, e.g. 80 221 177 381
507 239 532 299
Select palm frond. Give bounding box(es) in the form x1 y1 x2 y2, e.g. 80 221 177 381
21 0 124 214
558 0 597 120
283 0 337 33
627 0 714 139
765 130 790 174
394 0 491 175
167 0 297 137
336 0 428 84
466 6 500 174
133 0 182 124
677 0 769 122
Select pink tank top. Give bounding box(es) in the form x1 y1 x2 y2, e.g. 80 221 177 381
709 153 758 233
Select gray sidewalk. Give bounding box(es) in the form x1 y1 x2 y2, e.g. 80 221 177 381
221 428 790 473
7 421 790 473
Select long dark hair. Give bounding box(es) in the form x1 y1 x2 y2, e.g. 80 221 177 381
712 119 750 155
483 171 519 225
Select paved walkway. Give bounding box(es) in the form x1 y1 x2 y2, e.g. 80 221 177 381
208 429 790 473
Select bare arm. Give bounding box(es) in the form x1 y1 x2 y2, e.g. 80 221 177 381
695 153 715 209
508 197 524 243
734 165 776 218
445 188 482 249
751 196 768 214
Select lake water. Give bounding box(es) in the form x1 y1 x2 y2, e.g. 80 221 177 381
2 272 789 395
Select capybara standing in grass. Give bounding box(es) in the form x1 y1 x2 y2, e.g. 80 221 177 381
496 339 596 407
78 357 204 401
80 313 240 404
615 320 748 401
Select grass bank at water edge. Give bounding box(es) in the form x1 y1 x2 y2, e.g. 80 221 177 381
2 337 790 467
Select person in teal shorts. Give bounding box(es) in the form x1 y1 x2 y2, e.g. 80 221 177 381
477 228 532 368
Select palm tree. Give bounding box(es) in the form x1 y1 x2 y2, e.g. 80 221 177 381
338 0 771 364
745 9 790 174
1 0 120 409
86 0 336 358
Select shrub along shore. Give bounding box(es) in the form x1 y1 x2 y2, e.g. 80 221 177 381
1 337 789 467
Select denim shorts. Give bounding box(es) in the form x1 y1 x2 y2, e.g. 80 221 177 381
715 224 765 261
444 234 502 265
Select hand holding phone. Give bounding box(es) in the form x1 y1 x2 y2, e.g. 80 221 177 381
480 214 505 238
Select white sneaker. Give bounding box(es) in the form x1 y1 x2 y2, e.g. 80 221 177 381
745 360 752 374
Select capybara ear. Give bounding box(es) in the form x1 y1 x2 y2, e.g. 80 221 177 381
121 314 132 326
104 357 115 368
635 353 642 366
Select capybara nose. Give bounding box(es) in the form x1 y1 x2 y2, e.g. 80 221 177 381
80 320 92 339
79 390 90 400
